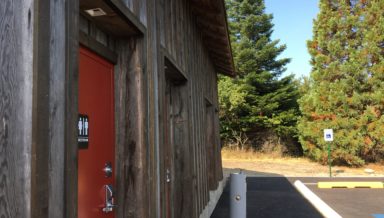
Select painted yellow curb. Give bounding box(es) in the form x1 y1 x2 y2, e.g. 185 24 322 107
318 182 384 189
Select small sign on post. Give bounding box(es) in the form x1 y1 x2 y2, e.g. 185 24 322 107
324 129 333 177
324 129 333 142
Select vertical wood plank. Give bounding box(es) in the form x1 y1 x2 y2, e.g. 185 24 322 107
158 56 166 218
166 0 172 53
200 59 206 211
139 0 147 27
180 0 186 71
31 0 51 216
147 0 161 217
159 0 165 47
188 8 199 217
48 0 66 216
32 0 68 217
114 40 128 218
64 0 79 217
132 0 140 23
206 105 215 191
0 1 34 218
114 38 148 218
213 74 224 183
170 0 175 58
175 0 180 64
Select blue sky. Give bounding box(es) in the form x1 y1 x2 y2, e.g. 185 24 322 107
264 0 319 78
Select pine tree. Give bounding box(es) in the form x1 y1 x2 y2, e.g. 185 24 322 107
219 0 300 149
298 0 384 166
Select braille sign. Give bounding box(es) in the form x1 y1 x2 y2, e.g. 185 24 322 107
78 114 89 149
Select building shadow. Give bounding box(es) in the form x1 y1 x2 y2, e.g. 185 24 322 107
211 169 323 218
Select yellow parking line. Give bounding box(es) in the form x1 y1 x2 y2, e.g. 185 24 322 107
318 182 383 189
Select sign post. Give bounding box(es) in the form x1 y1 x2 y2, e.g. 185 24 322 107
328 142 331 178
324 129 333 178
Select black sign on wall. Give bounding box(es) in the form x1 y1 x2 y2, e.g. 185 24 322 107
78 114 89 149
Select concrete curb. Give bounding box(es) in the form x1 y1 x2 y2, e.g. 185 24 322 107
199 176 229 218
318 181 383 189
294 180 342 218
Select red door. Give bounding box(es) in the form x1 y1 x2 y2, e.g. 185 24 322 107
78 47 115 218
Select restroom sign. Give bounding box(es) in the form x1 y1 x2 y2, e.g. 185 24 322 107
78 114 89 149
324 129 333 142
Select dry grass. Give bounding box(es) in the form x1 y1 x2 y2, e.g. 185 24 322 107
221 147 384 177
222 147 301 161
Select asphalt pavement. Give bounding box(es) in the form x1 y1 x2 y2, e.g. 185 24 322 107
211 176 384 218
294 177 384 218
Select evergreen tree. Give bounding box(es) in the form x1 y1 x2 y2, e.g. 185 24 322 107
298 0 384 166
219 0 300 148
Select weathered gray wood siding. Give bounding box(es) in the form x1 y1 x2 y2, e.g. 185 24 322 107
120 0 224 217
0 1 34 217
145 1 162 217
0 0 34 218
121 0 147 26
31 0 79 217
114 39 148 218
155 0 224 217
1 0 224 217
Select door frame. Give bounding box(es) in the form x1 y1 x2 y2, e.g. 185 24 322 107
160 56 190 218
64 1 147 217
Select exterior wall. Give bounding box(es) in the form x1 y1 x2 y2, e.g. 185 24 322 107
157 0 223 216
0 0 225 217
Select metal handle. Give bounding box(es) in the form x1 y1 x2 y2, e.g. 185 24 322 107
103 162 113 178
102 184 117 213
166 169 171 183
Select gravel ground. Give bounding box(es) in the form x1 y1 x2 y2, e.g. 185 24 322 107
222 158 384 177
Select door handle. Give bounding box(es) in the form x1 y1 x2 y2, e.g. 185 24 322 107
166 169 171 183
102 184 117 213
103 162 113 178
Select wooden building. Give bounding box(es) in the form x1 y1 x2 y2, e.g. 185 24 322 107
0 0 235 217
